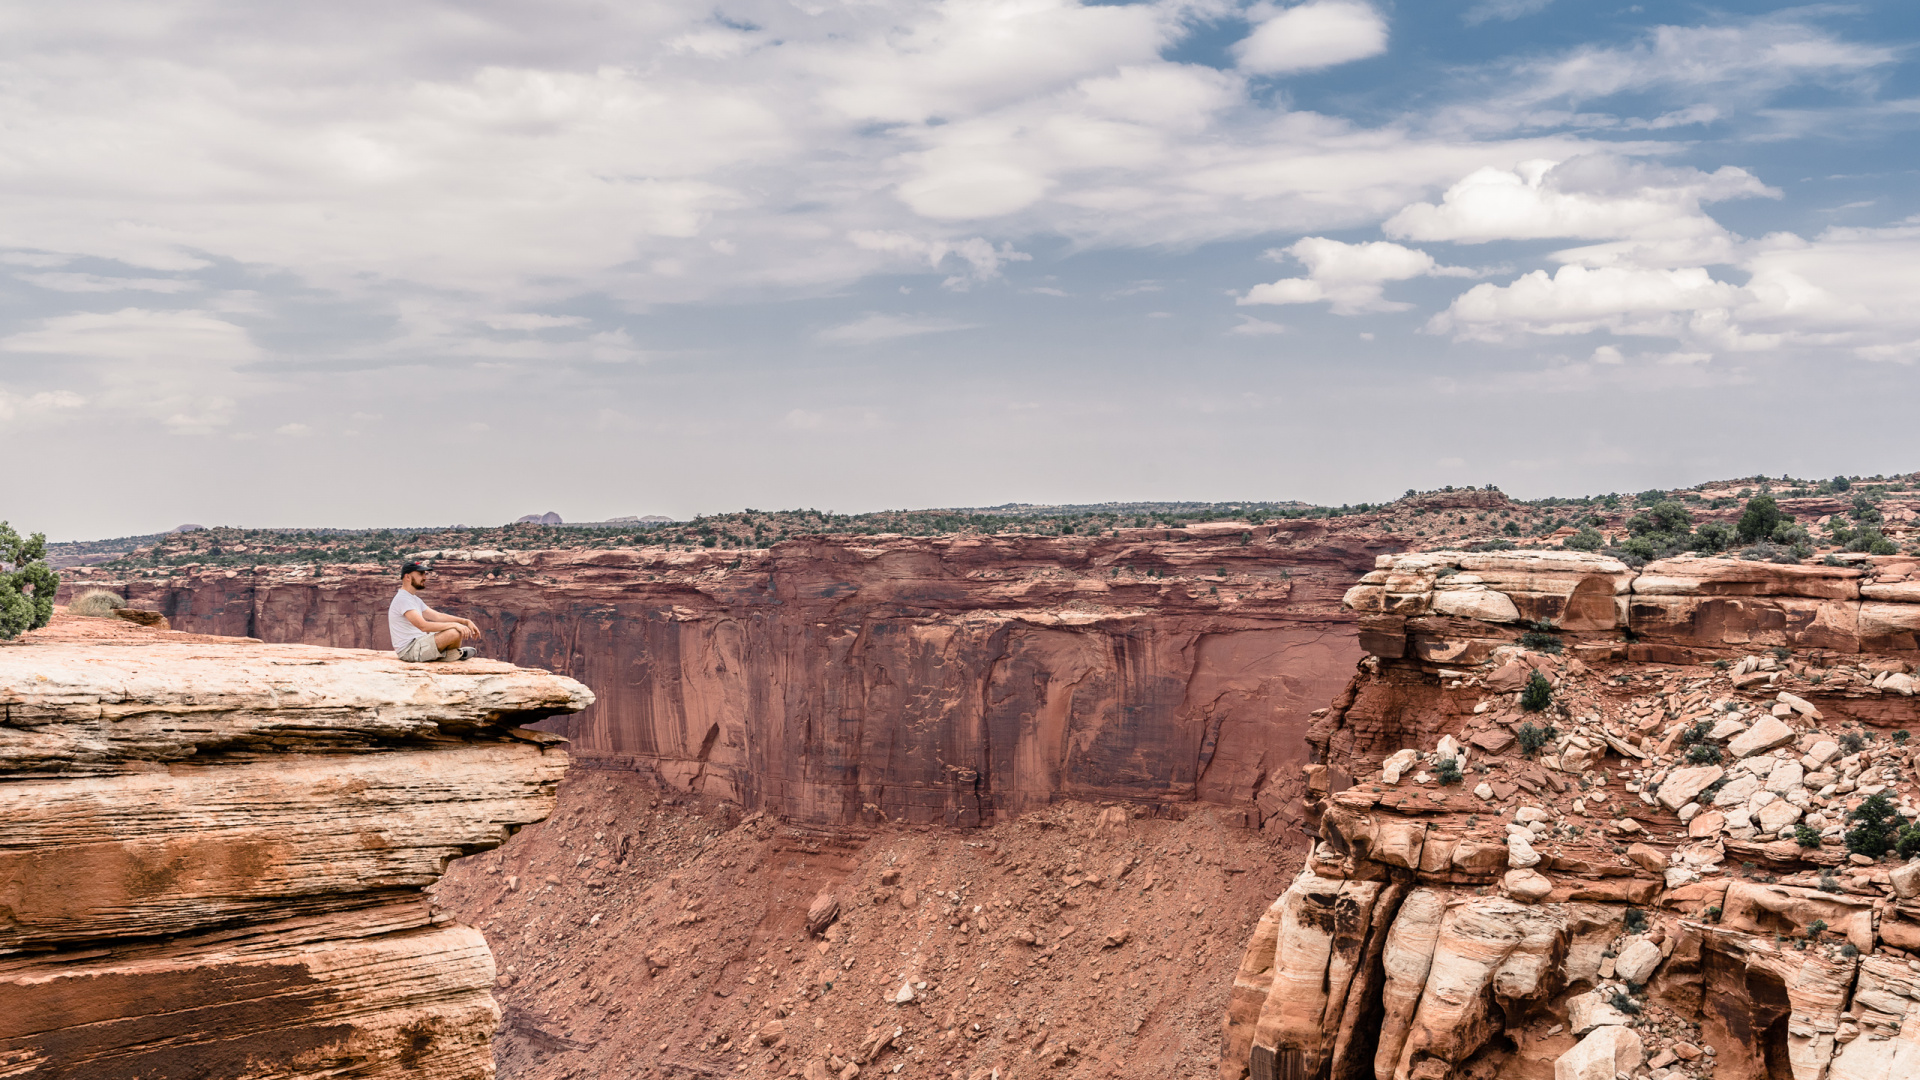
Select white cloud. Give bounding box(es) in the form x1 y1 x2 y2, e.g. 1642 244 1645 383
1463 0 1552 26
1233 2 1388 75
0 308 261 432
1239 237 1472 315
1229 315 1287 336
817 313 980 346
1430 265 1745 341
1517 16 1897 106
18 271 199 293
1385 155 1775 267
0 388 85 423
482 313 590 331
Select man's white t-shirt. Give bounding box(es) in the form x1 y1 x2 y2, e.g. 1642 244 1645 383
389 589 431 652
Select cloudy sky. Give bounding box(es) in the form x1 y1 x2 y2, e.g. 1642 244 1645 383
4 1 1917 538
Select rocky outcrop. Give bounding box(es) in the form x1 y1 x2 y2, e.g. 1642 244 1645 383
0 616 590 1078
60 525 1397 826
1226 549 1920 1080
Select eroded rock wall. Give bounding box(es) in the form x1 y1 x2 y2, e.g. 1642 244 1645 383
61 525 1394 826
0 618 591 1079
1227 550 1920 1080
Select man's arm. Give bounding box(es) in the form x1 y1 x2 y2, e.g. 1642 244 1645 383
405 608 481 637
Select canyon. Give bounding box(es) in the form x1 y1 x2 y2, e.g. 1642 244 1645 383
34 484 1920 1079
58 521 1404 831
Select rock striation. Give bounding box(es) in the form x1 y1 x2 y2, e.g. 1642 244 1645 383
60 526 1396 826
0 615 590 1078
1226 551 1920 1080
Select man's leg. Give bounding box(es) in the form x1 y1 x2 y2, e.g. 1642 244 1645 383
433 626 468 661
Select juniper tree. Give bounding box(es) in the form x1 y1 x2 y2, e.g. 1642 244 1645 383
0 521 58 640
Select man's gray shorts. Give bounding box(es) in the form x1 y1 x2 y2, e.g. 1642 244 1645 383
396 634 461 662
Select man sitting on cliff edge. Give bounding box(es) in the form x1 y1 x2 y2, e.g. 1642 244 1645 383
390 560 481 662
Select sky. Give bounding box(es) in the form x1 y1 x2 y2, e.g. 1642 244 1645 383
3 1 1918 539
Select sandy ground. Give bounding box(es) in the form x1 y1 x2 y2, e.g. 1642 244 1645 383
435 764 1304 1080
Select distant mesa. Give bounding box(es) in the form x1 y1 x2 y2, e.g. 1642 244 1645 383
605 514 676 524
515 512 563 526
170 524 205 533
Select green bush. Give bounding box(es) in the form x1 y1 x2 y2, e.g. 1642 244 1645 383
1735 495 1788 543
1623 908 1649 934
1846 792 1898 857
1521 671 1554 712
1687 743 1724 765
1806 918 1827 939
0 522 58 641
1564 526 1604 551
1897 824 1920 860
1515 721 1557 757
1794 823 1822 848
1433 756 1463 785
1518 628 1563 654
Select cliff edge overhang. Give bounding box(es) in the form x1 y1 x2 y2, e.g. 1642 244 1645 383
0 615 593 1078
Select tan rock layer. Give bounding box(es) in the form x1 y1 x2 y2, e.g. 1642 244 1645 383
0 628 589 1079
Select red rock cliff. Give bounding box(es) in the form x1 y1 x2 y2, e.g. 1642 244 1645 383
61 524 1399 826
0 615 591 1078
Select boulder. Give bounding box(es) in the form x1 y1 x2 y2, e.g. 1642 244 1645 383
1554 1025 1644 1080
1766 759 1806 793
1626 844 1667 875
1613 938 1663 984
1777 691 1824 720
1712 774 1763 807
1687 810 1727 839
1504 869 1553 903
1566 990 1631 1035
1382 748 1420 785
1728 715 1797 758
1891 861 1920 900
1657 765 1725 812
807 889 841 936
1756 799 1804 834
1508 836 1542 869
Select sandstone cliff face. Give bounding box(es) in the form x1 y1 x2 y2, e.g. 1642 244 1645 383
0 616 590 1079
60 525 1395 827
1226 551 1920 1080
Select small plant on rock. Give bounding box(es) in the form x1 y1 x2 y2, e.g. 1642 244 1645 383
1806 919 1828 939
1516 721 1557 757
1687 743 1724 765
1608 989 1643 1015
1794 823 1822 848
1624 908 1649 935
1433 756 1463 786
1521 671 1554 712
1896 823 1920 860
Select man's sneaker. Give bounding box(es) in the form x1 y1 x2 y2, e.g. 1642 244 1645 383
457 646 478 660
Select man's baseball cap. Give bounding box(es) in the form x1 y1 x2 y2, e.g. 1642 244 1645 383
401 561 429 577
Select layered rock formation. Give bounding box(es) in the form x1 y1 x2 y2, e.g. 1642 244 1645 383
60 525 1397 826
1226 551 1920 1080
0 616 590 1078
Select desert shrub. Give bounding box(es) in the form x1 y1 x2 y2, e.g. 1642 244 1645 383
1894 824 1920 860
1608 989 1642 1014
1564 526 1604 551
1623 908 1649 934
1687 743 1724 765
1839 731 1868 754
1682 720 1715 746
1735 495 1788 543
69 589 126 617
0 522 58 641
1433 756 1463 785
1795 823 1822 847
1706 905 1723 922
1518 624 1563 654
1691 521 1734 553
1521 671 1554 712
1841 942 1860 958
1516 721 1557 757
1846 792 1898 857
1806 919 1828 939
1897 731 1912 746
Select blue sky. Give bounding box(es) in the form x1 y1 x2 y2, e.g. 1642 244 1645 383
3 1 1918 538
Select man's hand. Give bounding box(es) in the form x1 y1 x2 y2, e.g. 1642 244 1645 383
461 618 482 639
